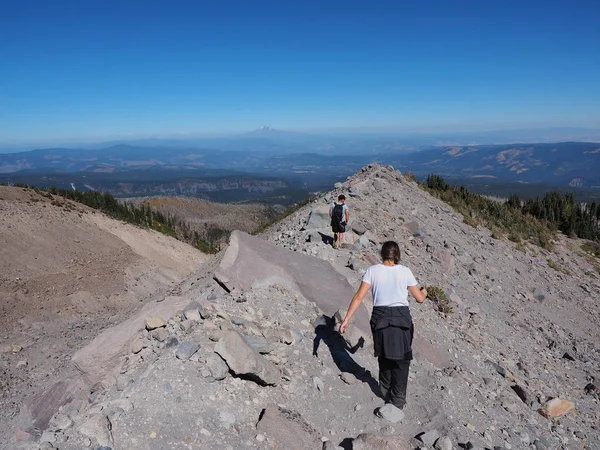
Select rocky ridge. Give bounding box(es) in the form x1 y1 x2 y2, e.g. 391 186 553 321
4 164 600 450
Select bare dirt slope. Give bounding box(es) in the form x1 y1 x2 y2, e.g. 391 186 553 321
144 196 282 235
0 186 206 441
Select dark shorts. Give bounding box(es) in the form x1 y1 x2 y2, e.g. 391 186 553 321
332 221 346 233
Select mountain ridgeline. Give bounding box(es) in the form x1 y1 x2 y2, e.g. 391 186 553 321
1 141 599 199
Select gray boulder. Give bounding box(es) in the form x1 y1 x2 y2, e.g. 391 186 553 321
206 353 229 380
351 222 367 235
214 231 370 332
78 415 113 447
305 204 332 230
214 330 280 386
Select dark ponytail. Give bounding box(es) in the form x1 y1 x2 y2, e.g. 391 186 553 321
381 241 400 264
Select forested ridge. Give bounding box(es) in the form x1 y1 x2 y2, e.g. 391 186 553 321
424 175 600 248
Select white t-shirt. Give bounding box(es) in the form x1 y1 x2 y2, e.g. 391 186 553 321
361 264 418 307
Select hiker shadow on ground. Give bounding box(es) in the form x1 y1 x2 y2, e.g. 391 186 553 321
317 231 334 247
312 316 381 399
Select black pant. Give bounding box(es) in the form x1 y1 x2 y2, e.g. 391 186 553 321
378 357 410 409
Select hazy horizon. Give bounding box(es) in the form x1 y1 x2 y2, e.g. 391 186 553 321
1 125 600 153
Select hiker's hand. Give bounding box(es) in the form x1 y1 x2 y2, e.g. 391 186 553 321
420 287 428 299
339 320 349 335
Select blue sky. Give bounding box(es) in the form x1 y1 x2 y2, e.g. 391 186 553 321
1 0 599 146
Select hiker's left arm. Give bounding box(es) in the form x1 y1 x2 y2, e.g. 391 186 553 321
345 209 349 223
339 281 370 334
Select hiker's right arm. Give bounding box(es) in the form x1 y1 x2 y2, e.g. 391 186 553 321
339 281 370 334
408 285 428 303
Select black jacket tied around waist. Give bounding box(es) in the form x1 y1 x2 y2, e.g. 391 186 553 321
370 306 414 361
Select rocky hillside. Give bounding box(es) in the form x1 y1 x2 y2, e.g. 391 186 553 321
3 165 600 450
0 186 207 446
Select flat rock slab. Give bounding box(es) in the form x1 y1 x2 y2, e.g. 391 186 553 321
215 231 369 332
72 294 194 388
353 433 411 450
256 404 322 450
214 330 280 386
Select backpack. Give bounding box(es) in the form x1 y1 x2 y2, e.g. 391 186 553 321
332 203 344 224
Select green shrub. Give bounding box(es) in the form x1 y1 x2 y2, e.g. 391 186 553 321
421 174 562 250
426 286 453 315
547 259 571 275
582 242 600 258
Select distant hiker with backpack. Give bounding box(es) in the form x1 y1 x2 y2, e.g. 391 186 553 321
329 194 349 249
339 241 428 415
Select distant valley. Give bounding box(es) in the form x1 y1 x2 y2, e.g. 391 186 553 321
1 138 599 204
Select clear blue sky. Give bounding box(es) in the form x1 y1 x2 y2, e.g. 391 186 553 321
1 0 599 145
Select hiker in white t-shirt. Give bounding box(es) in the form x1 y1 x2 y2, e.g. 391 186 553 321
339 241 428 412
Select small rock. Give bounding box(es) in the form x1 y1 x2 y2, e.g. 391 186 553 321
340 372 357 385
183 302 202 322
419 429 441 447
78 415 113 447
375 404 405 423
434 436 453 450
179 319 195 332
584 381 600 396
175 342 199 360
214 330 280 386
532 287 548 302
39 430 56 444
539 398 575 418
231 316 246 326
145 316 166 330
206 353 229 380
50 414 73 431
151 328 170 342
198 302 214 319
313 376 324 391
352 222 367 235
